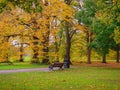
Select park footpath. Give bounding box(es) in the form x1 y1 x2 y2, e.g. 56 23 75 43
0 68 50 74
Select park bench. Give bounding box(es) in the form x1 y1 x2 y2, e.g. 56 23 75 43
49 62 64 71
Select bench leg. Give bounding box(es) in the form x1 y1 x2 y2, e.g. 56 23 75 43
59 67 63 70
49 65 53 71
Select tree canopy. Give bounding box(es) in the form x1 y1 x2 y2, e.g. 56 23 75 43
0 0 119 66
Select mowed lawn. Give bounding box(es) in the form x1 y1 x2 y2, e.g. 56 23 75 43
0 62 47 70
0 64 120 90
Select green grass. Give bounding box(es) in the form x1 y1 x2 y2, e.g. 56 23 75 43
0 66 120 90
0 62 47 70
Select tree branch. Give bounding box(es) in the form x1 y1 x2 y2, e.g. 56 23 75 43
70 29 76 39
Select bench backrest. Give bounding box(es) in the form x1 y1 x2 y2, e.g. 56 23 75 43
53 62 64 67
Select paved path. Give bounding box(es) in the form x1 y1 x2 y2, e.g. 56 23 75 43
0 68 50 74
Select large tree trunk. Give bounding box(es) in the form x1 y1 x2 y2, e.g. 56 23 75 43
116 49 119 63
102 54 107 63
63 0 73 68
64 24 71 68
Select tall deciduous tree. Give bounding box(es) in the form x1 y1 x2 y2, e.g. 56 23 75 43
0 9 27 63
29 0 75 64
62 0 83 68
76 0 98 64
91 21 112 63
94 0 120 63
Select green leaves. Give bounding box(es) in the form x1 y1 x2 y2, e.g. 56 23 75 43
0 0 42 13
15 0 42 13
0 0 7 13
114 27 120 44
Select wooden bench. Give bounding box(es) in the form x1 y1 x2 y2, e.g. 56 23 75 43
49 62 64 71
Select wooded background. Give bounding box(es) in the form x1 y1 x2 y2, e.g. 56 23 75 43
0 0 119 67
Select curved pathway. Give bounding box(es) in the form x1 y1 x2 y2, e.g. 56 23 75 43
0 68 50 74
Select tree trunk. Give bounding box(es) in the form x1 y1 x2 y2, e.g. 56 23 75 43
4 36 9 62
42 46 49 64
42 30 50 64
32 36 39 63
63 0 72 68
102 54 106 63
86 30 92 64
87 47 91 64
116 49 119 63
19 44 24 62
32 50 39 63
64 24 71 68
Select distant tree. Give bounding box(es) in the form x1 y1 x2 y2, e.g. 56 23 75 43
91 21 113 63
94 0 120 63
76 0 98 64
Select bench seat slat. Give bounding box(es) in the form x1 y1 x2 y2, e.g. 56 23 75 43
49 62 64 70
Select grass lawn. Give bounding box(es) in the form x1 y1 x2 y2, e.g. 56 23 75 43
0 62 47 70
0 64 120 90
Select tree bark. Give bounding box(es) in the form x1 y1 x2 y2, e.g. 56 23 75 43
64 23 71 68
32 50 39 63
63 0 72 68
32 36 39 63
102 54 107 63
42 46 49 64
4 36 9 62
86 29 92 64
87 47 91 64
19 44 24 62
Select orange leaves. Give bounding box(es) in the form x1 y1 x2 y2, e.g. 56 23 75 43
0 42 10 62
0 0 78 62
31 0 74 41
42 0 73 22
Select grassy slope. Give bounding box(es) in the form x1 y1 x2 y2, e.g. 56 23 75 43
0 66 120 90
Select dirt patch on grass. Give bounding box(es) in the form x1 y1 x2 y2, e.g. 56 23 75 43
73 62 120 68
